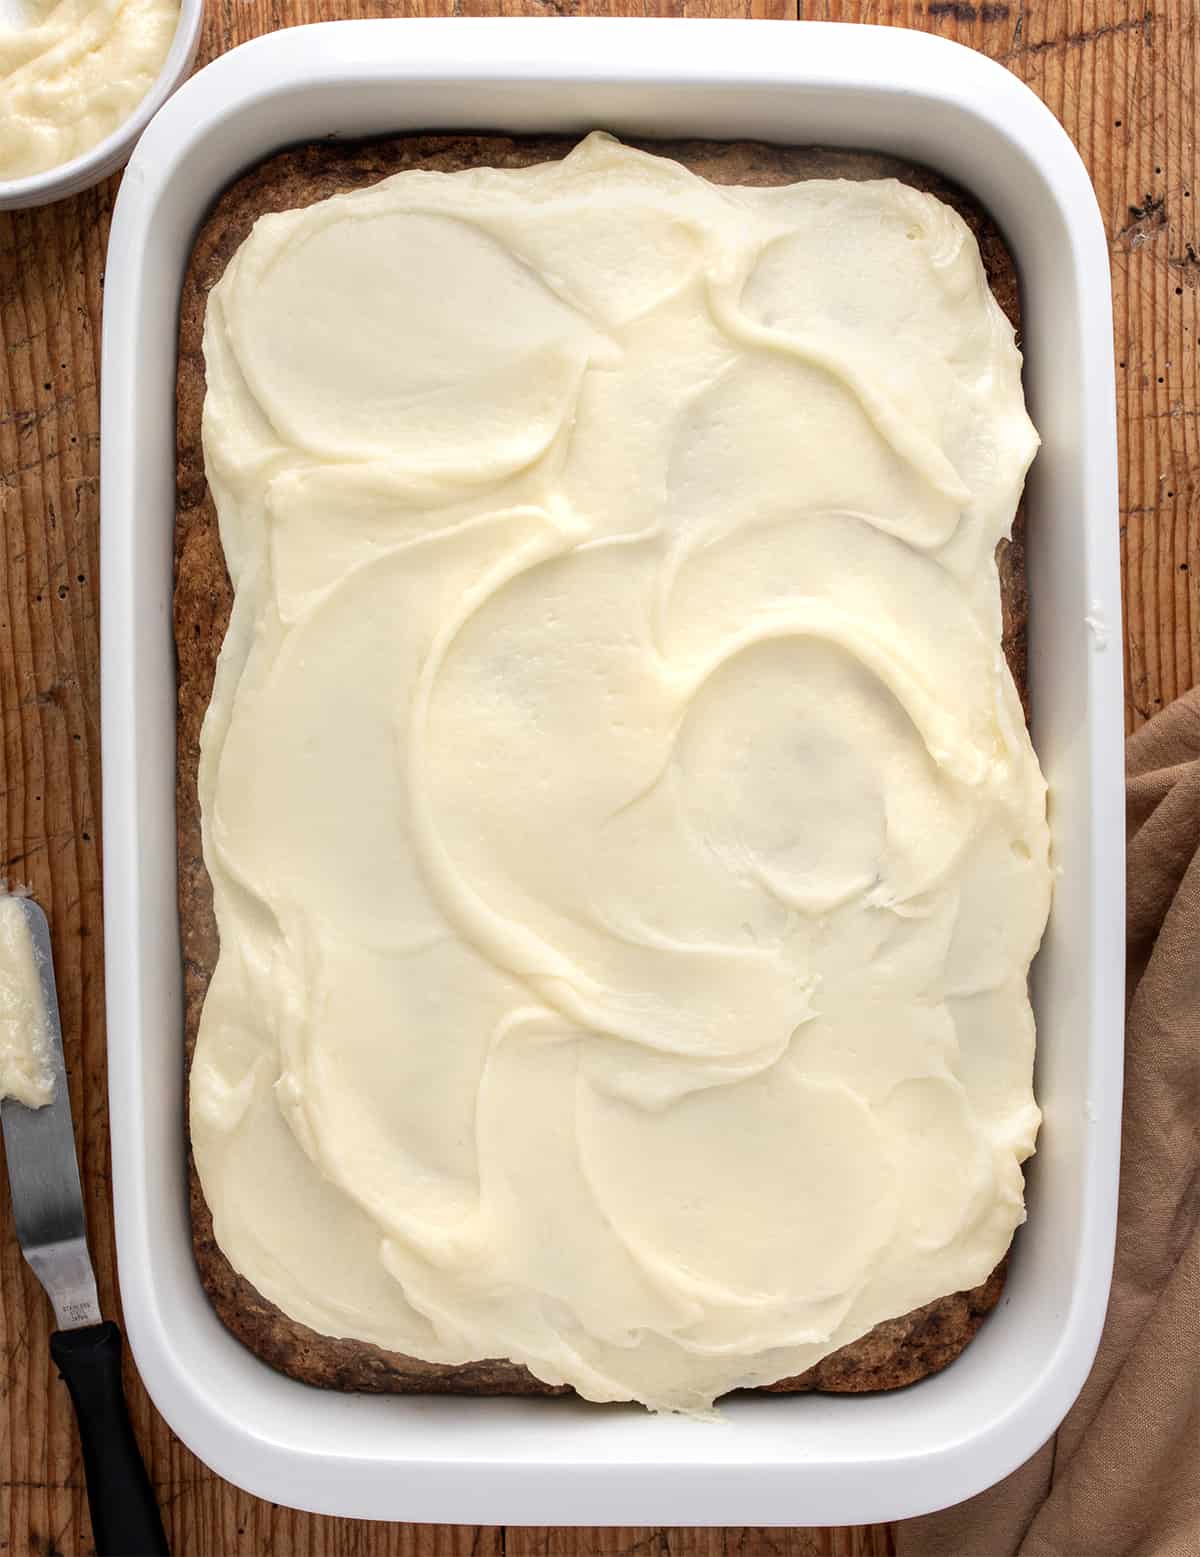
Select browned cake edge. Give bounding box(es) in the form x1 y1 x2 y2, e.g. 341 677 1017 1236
176 133 1028 1400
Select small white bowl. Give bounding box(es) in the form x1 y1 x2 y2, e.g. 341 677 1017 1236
0 0 204 211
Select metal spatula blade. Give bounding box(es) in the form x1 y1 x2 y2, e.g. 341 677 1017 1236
0 899 101 1330
0 896 168 1557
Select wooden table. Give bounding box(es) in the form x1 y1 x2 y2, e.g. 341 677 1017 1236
0 0 1194 1549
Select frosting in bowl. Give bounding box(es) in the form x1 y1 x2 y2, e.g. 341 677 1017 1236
0 0 179 182
190 133 1051 1414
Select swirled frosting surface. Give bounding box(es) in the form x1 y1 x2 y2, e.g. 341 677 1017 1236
190 133 1051 1414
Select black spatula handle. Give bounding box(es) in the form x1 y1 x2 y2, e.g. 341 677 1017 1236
50 1321 170 1556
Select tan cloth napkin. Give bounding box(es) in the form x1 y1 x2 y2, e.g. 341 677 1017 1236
895 687 1200 1557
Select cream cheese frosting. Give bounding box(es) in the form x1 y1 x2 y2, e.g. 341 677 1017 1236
0 0 178 182
0 895 54 1109
191 133 1051 1414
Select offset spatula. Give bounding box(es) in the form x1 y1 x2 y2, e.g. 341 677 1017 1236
0 898 169 1557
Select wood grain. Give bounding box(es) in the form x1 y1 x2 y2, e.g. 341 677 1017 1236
0 0 1193 1548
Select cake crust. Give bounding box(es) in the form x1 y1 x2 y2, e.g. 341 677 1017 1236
176 133 1027 1399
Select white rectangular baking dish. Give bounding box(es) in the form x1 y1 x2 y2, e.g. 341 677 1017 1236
100 17 1123 1527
